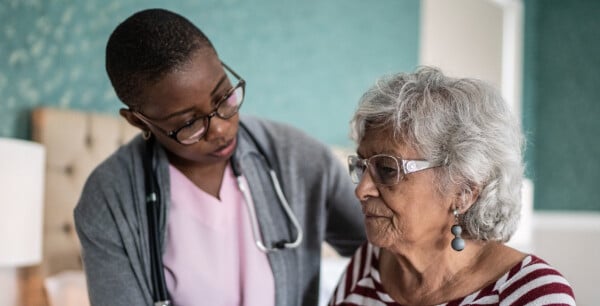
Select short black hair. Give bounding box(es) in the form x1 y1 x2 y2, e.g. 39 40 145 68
106 8 215 108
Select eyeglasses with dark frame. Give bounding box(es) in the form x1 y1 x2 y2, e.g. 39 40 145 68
132 62 246 145
348 154 440 186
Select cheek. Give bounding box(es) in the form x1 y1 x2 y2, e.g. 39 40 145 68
380 188 411 223
375 186 447 244
364 192 407 246
364 217 398 248
228 115 240 134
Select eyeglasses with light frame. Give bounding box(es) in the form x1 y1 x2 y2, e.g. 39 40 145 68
347 154 440 186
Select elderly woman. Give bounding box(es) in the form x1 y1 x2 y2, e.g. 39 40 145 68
329 67 575 305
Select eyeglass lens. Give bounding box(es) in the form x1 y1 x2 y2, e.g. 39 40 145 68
176 85 244 144
217 86 244 118
348 155 401 186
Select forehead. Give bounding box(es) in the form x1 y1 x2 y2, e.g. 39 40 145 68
138 50 225 117
357 126 420 158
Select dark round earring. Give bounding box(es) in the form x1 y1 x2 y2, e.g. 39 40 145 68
451 208 465 251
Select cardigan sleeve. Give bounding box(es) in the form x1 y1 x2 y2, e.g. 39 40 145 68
74 141 154 306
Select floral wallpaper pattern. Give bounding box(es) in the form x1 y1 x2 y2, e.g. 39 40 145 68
0 0 418 144
0 0 131 138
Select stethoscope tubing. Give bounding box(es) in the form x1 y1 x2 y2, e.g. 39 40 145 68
235 162 303 252
144 137 171 304
232 122 303 251
145 122 303 304
265 169 303 249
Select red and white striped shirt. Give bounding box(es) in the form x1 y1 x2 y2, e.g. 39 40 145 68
329 243 575 306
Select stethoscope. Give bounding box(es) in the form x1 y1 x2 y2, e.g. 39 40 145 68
143 122 303 305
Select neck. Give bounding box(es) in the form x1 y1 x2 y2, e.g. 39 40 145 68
380 239 491 305
167 152 229 199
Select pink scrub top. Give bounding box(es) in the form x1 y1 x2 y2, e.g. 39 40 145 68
163 164 275 306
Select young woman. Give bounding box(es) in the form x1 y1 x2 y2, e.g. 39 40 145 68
74 8 365 306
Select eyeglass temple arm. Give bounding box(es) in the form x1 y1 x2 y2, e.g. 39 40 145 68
221 61 243 81
402 160 436 174
132 112 171 136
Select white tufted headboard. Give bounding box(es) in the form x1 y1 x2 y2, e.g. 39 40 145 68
31 107 139 278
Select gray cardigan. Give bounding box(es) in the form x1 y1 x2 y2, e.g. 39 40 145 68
74 116 366 306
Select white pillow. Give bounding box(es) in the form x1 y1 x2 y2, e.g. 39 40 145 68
44 270 90 306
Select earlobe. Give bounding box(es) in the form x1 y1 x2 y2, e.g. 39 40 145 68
119 108 147 130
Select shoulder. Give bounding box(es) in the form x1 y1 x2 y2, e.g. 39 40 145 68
239 115 341 174
497 255 576 305
83 136 145 188
329 243 382 305
74 136 146 221
345 242 377 278
240 115 329 152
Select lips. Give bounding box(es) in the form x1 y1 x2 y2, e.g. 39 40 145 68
361 203 390 218
364 213 388 218
362 209 385 218
210 138 237 158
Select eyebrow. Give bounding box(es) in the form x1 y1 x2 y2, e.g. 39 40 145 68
210 74 228 96
155 74 228 121
356 148 402 159
355 149 365 159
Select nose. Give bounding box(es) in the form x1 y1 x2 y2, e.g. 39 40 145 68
204 114 228 141
354 169 380 201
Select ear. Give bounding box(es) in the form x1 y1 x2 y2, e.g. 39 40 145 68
453 184 481 213
119 108 147 131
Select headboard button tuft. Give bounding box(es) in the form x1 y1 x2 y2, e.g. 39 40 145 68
62 222 73 234
85 134 93 147
64 165 74 175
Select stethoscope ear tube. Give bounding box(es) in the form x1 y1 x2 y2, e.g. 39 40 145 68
233 126 304 253
236 167 303 253
144 137 171 304
267 169 303 249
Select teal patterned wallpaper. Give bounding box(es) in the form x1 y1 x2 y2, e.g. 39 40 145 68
1 1 123 139
0 0 419 146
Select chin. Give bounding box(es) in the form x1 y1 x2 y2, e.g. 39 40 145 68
365 227 393 249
